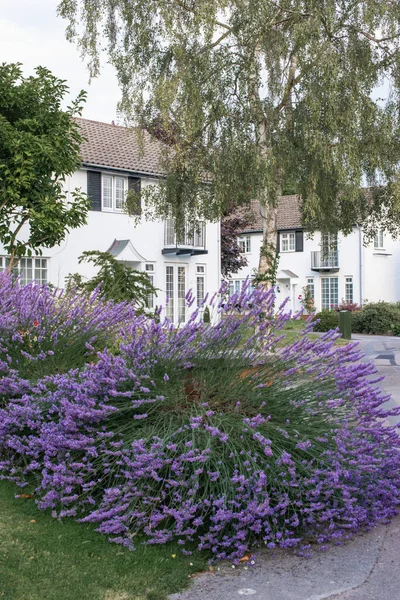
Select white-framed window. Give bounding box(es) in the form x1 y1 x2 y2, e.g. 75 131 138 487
164 220 206 248
0 256 48 285
238 235 251 253
280 232 296 252
196 265 206 308
345 276 354 303
321 277 338 310
144 263 155 309
374 230 384 249
102 174 126 212
306 277 315 301
165 264 187 323
229 279 244 295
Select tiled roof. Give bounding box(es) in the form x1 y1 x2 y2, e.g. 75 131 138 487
76 118 166 177
241 195 302 233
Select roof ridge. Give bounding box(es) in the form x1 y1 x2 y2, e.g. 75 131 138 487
75 117 136 131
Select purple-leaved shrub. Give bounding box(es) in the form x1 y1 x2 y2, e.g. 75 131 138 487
1 274 400 559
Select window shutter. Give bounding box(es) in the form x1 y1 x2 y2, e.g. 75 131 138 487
277 233 281 253
295 230 304 252
128 177 141 215
87 171 101 211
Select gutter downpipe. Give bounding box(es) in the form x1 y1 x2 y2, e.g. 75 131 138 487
359 227 363 306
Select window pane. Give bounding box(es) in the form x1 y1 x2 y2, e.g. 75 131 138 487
289 233 295 251
246 236 251 253
197 276 205 308
238 237 246 252
345 277 353 303
178 266 186 323
307 277 314 301
194 224 205 248
115 177 124 210
147 274 154 309
321 277 338 310
166 266 174 320
165 218 175 245
102 176 113 209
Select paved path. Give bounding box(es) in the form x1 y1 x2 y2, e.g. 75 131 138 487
170 335 400 600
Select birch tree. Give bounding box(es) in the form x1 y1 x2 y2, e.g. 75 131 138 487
58 0 400 277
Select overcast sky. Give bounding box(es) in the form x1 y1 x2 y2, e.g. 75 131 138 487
1 0 391 125
1 0 121 123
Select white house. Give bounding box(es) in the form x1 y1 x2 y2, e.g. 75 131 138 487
0 118 221 324
229 196 400 313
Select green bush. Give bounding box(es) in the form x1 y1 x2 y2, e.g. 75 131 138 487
351 311 364 333
312 310 339 332
356 302 400 335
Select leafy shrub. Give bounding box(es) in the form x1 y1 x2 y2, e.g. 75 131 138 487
1 278 400 560
355 302 400 335
203 305 211 323
351 311 364 333
312 310 339 332
66 251 156 307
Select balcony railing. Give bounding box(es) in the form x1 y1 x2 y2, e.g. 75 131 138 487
162 220 207 256
311 251 339 271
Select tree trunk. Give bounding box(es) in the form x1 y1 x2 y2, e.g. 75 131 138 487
257 203 279 288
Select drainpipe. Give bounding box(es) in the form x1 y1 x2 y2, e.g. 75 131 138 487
359 227 363 306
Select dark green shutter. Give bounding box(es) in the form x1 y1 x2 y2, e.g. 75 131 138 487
128 177 141 215
295 230 304 252
277 232 281 252
87 171 101 211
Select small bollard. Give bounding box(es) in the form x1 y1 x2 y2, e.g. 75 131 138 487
339 310 352 340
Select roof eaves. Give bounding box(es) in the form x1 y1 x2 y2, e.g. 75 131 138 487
81 161 165 178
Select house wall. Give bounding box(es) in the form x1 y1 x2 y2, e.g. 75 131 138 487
229 227 400 313
0 168 221 323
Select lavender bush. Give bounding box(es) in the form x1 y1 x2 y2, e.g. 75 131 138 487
1 275 400 560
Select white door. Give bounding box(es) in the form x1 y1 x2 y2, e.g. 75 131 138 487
165 264 187 324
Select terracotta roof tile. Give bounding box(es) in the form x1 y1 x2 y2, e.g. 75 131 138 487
240 195 302 233
76 118 166 177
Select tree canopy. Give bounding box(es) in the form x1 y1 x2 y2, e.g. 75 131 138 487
0 63 90 267
58 0 400 241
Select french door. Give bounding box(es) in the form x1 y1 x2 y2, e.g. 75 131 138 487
165 264 187 324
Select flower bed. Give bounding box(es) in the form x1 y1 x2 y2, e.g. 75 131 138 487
1 275 400 560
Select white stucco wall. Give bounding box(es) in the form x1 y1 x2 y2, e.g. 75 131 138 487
0 168 221 323
229 227 400 313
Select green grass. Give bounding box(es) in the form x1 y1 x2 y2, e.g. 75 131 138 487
281 318 307 331
275 331 350 347
0 481 208 600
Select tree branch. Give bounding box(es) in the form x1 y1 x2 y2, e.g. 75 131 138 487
350 27 400 44
6 216 29 272
277 55 299 112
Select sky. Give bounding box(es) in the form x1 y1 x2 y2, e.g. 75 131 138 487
0 0 121 123
1 0 391 124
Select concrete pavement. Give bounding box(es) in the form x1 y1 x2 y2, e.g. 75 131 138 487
170 334 400 600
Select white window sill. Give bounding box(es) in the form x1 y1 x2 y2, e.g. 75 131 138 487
102 207 124 214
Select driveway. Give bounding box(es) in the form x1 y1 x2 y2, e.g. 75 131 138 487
170 334 400 600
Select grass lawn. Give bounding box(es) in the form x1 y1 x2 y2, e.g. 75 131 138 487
276 330 350 347
0 481 208 600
